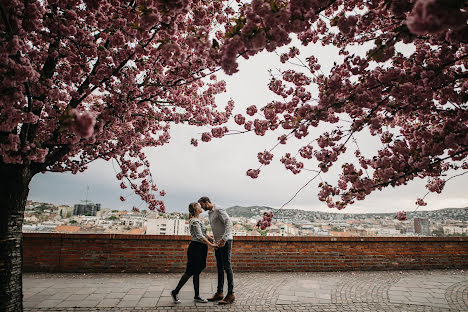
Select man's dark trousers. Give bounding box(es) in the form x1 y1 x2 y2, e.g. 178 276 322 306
215 239 234 294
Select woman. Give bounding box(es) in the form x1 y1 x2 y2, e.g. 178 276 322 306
171 202 217 304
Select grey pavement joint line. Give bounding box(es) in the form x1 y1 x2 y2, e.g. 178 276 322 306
444 280 468 311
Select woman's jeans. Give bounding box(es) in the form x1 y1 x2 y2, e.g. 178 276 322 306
215 239 234 295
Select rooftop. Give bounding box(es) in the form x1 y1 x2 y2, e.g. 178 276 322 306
24 270 468 311
53 225 81 233
127 228 146 235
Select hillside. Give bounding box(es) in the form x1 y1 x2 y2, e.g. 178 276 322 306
225 206 468 222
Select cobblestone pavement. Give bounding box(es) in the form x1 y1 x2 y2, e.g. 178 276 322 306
24 270 468 311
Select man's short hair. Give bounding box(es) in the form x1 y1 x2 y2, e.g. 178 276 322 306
198 196 211 204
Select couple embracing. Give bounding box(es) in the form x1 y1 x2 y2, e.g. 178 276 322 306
171 196 235 305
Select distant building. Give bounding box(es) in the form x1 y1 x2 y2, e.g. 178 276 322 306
146 218 189 235
443 225 467 235
58 205 73 218
73 203 101 216
377 228 401 236
232 224 248 236
414 218 430 236
266 224 281 235
280 223 299 236
119 215 147 228
346 228 367 236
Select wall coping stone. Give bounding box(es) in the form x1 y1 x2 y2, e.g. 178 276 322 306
23 232 468 242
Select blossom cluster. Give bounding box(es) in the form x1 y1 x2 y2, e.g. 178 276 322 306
280 47 300 63
257 150 274 165
280 153 304 174
256 211 274 230
395 211 407 221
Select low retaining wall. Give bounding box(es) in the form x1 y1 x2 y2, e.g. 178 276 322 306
23 233 468 273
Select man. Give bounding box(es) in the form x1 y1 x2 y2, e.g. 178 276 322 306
198 196 235 304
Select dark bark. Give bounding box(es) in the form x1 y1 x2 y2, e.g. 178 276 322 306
0 165 34 312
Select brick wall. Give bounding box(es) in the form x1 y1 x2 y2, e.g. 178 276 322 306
23 233 468 273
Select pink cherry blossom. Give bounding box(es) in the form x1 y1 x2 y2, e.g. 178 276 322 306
280 153 304 174
246 105 258 116
416 198 428 207
72 110 96 139
234 114 246 125
255 211 275 229
395 211 407 221
246 168 260 179
257 150 274 165
201 132 213 142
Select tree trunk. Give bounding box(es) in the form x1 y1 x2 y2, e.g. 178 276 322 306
0 165 34 312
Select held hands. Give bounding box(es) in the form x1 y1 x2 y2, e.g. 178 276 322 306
207 235 217 248
209 242 218 248
204 236 217 248
206 238 225 249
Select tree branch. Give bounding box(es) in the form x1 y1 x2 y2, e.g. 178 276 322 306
19 82 33 149
0 3 12 39
352 148 468 194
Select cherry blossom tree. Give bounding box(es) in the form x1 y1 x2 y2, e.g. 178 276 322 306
203 0 467 224
0 1 236 310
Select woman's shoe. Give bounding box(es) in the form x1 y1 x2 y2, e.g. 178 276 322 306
194 296 208 303
171 290 181 304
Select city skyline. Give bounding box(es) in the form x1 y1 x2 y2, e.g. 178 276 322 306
23 199 468 238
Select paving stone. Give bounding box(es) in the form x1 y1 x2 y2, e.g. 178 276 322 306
23 297 44 308
47 292 73 301
127 288 147 295
142 290 161 298
97 299 121 307
105 292 127 299
117 300 140 308
94 288 114 294
36 299 63 308
147 286 165 291
55 300 85 308
73 300 100 308
122 294 143 303
66 294 88 301
136 297 158 307
85 294 107 301
37 288 59 295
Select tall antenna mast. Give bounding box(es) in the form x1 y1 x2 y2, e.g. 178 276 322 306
81 185 92 204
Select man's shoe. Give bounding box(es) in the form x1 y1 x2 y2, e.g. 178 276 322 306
207 292 224 301
218 293 235 305
171 290 181 304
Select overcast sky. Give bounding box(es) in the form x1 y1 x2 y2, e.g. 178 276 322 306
28 40 468 215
